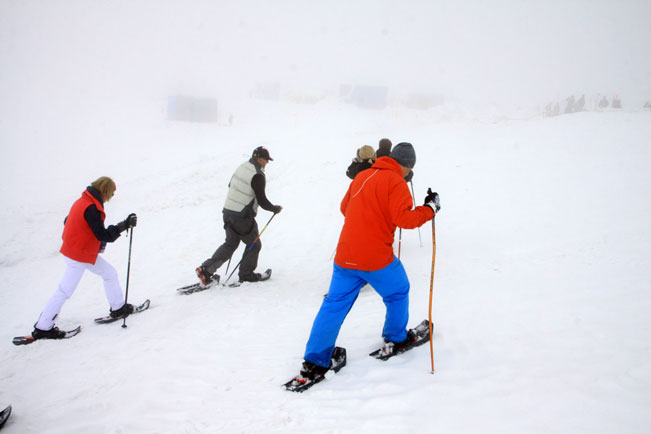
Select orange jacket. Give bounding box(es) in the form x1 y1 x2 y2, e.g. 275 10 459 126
60 190 105 264
334 157 434 271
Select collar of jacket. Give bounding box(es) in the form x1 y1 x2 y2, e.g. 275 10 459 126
249 157 265 173
86 186 104 205
371 156 404 177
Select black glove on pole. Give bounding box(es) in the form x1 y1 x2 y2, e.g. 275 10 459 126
423 188 441 213
116 213 138 233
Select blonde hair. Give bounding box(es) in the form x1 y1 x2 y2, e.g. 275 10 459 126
91 176 116 202
357 145 377 162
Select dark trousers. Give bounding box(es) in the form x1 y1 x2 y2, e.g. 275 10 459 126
202 213 260 278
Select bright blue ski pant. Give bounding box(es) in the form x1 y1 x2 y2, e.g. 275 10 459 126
304 257 410 368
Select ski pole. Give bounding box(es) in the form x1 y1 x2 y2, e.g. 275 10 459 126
428 216 436 373
122 227 134 329
410 180 422 247
398 228 402 259
224 257 232 278
224 212 277 285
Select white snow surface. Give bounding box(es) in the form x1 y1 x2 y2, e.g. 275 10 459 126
1 104 651 433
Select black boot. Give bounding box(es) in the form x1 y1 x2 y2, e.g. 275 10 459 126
298 361 330 381
196 266 214 286
380 329 418 357
110 303 134 319
32 326 66 340
239 272 262 283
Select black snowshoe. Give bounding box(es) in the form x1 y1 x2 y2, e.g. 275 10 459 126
283 346 347 393
369 319 431 361
94 299 150 324
0 405 11 429
13 326 82 346
177 273 221 295
228 268 272 287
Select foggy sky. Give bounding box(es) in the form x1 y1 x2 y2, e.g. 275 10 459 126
1 0 650 111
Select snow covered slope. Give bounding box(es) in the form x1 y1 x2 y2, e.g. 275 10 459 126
1 103 650 433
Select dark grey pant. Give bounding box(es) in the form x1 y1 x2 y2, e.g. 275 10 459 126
202 213 260 279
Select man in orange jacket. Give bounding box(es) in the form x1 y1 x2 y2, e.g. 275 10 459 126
32 177 137 340
297 142 440 379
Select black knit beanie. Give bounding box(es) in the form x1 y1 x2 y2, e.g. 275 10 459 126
389 142 416 168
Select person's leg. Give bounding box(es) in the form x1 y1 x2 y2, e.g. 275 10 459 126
202 215 242 275
238 219 260 279
87 255 124 310
304 264 366 367
36 258 86 330
364 257 410 343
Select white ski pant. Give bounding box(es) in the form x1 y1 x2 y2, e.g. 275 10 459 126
36 256 125 330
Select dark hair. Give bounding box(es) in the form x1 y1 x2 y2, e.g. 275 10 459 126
252 146 273 161
378 138 392 150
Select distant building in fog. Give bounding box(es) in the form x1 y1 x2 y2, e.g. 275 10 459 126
564 95 576 114
167 96 218 123
598 96 609 109
611 95 622 108
340 84 389 109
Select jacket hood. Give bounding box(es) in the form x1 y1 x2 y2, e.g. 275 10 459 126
371 156 403 176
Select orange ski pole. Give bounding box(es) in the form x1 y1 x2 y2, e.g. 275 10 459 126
428 217 436 373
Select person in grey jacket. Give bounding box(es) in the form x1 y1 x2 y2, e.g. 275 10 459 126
196 146 282 285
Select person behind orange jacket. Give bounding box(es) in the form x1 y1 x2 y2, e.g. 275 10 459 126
292 142 440 381
31 177 137 340
345 145 376 180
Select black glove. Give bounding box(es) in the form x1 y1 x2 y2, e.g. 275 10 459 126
273 205 283 214
126 213 137 227
404 170 414 182
423 189 440 213
117 213 137 233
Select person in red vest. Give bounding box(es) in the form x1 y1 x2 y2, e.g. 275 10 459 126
32 177 137 340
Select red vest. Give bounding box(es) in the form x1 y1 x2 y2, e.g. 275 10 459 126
60 190 105 264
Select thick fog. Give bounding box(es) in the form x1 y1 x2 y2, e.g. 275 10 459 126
1 0 650 118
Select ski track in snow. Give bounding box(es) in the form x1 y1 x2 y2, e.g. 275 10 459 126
1 107 651 433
